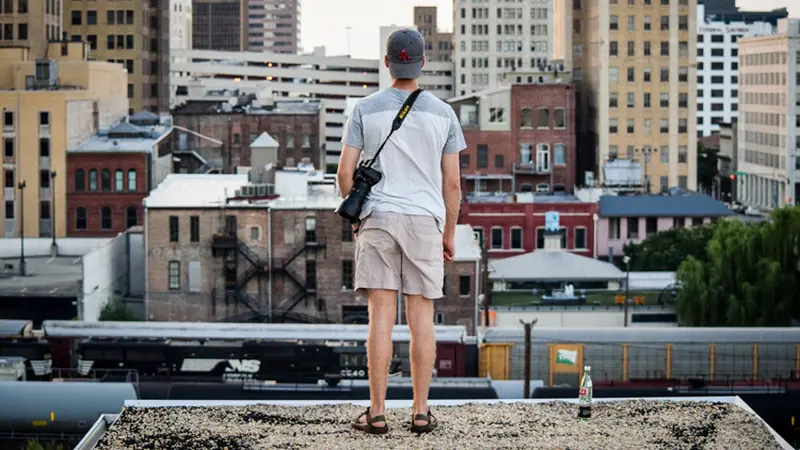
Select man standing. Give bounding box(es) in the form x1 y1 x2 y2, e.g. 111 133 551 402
337 29 465 435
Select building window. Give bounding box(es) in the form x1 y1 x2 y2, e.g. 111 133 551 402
520 108 533 127
126 207 137 228
609 119 618 134
609 218 620 239
476 144 489 168
553 109 565 128
489 107 505 123
305 216 317 242
100 207 112 229
250 226 260 241
510 227 523 249
435 312 445 324
100 169 111 191
341 219 353 242
554 144 565 165
169 216 179 242
473 227 484 248
114 169 123 192
342 260 354 290
3 111 12 128
75 169 85 191
39 112 49 126
459 275 471 296
76 207 87 230
39 201 51 220
168 261 180 290
71 10 82 26
536 144 550 171
127 169 137 192
490 227 503 249
87 10 97 25
495 154 504 168
88 169 98 192
627 218 639 239
286 134 295 148
39 170 50 189
574 227 587 249
3 138 12 158
306 260 317 290
4 201 13 219
39 138 49 157
190 216 199 242
537 108 549 127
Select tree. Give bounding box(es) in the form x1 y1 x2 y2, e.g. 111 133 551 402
622 225 715 271
675 207 800 326
98 298 139 321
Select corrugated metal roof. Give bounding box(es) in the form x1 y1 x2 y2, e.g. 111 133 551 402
0 320 32 337
599 194 734 217
489 251 624 281
41 321 468 343
482 327 800 344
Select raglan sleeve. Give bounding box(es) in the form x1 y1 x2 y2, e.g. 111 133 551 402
443 105 467 154
341 102 365 150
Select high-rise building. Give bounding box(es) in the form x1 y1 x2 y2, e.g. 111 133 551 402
414 6 452 62
247 0 301 53
0 41 129 239
0 0 63 58
62 0 170 113
736 18 800 209
170 0 193 56
696 3 787 137
453 0 554 96
567 0 698 193
192 0 246 52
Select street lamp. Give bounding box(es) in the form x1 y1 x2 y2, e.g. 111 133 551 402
50 170 57 252
622 255 631 327
635 147 658 194
17 180 26 277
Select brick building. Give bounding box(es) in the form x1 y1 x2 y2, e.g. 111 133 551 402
170 96 324 174
448 83 577 194
66 111 222 237
144 167 483 332
459 192 598 259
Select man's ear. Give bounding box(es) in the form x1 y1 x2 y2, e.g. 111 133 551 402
422 56 426 69
384 55 389 68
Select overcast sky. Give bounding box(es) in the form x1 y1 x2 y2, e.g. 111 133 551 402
301 0 799 59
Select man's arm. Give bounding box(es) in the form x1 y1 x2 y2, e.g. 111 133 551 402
337 144 361 199
441 153 462 240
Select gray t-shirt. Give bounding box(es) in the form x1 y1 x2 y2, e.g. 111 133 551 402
341 87 466 232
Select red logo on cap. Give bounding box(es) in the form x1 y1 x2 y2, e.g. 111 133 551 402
398 49 410 61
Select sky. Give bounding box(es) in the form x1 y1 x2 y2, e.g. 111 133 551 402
301 0 800 60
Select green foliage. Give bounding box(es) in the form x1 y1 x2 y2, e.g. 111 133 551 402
622 225 715 271
24 441 63 450
98 298 139 321
675 206 800 326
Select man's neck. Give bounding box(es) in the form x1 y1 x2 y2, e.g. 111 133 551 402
391 79 419 92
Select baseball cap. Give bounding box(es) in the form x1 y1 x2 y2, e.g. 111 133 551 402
386 29 425 80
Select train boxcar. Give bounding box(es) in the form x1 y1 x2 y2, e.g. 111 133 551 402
483 327 800 386
0 320 53 380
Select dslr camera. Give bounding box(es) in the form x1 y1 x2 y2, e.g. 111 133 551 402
335 164 382 222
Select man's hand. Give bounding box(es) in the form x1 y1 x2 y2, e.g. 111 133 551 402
443 235 455 263
352 222 360 239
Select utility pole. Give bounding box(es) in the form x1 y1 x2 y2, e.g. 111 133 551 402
17 180 26 276
50 170 57 255
520 319 538 399
623 255 631 327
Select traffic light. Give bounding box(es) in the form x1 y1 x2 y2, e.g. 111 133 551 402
730 174 735 180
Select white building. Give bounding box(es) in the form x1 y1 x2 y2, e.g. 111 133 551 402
736 18 800 209
696 3 786 137
453 0 554 96
171 29 454 164
169 0 193 73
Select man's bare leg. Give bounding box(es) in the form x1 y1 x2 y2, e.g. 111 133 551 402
405 294 436 426
358 288 397 428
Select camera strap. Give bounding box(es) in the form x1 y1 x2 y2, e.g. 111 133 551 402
362 88 424 169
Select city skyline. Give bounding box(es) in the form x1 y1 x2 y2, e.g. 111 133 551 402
302 0 800 59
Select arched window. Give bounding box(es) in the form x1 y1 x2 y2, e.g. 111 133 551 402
115 169 124 192
554 108 566 128
537 108 550 128
76 207 87 230
127 169 137 191
75 169 85 191
126 206 138 228
101 207 112 229
101 169 111 192
88 169 98 192
520 108 533 128
536 144 550 172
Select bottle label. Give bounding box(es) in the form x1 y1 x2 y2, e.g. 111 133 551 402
579 387 588 396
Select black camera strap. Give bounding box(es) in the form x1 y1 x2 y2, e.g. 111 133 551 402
361 88 424 169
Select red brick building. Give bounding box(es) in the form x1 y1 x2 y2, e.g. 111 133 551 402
448 84 577 194
171 96 324 173
459 194 598 259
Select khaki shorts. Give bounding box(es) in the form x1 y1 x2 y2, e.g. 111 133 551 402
354 211 444 300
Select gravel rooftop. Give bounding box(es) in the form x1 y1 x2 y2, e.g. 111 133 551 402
95 401 783 450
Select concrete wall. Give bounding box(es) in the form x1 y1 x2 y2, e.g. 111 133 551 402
81 230 144 321
494 307 677 328
0 237 109 258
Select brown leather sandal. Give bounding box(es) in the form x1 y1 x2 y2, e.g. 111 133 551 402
410 409 438 434
351 407 389 435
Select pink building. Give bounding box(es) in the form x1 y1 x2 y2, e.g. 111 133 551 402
596 193 733 260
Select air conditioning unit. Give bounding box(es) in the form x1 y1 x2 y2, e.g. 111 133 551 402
234 189 243 197
255 183 275 196
241 185 255 197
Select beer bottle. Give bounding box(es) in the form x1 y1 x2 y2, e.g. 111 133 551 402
577 365 592 419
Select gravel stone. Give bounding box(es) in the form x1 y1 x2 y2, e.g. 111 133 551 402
94 400 784 450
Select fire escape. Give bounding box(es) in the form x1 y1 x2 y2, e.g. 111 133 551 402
271 218 329 324
211 216 269 321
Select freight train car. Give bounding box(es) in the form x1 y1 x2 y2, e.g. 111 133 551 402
482 327 800 386
0 320 52 380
